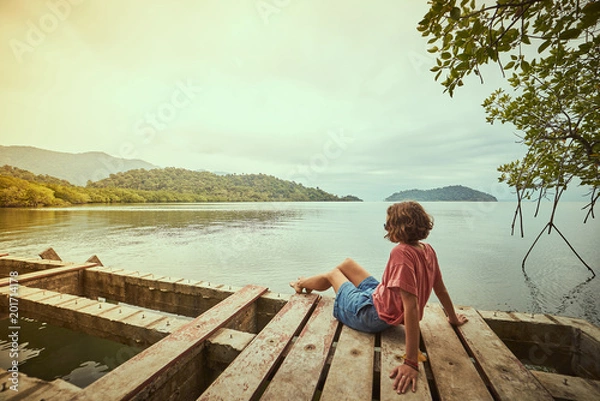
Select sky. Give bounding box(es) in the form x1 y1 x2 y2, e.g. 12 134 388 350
0 0 528 201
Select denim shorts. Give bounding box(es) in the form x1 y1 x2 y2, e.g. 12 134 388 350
333 276 393 333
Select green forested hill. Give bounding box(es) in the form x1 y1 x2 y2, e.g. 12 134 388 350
0 165 360 207
385 185 497 202
89 167 355 202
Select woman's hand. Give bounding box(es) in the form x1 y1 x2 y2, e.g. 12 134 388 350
448 313 468 326
389 364 418 394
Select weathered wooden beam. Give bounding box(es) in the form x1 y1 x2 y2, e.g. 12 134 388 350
198 293 319 401
39 247 62 261
456 306 553 400
0 369 80 399
86 255 103 266
0 263 97 298
261 296 339 401
0 263 97 286
0 277 255 369
380 325 431 401
0 256 68 277
420 303 493 401
548 315 600 379
83 268 241 319
198 294 318 401
256 292 289 331
320 325 375 401
532 371 600 401
205 328 256 372
0 285 191 348
72 284 268 401
480 310 583 377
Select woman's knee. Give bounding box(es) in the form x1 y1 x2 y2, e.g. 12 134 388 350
336 258 371 287
326 268 348 293
338 257 357 270
337 258 363 275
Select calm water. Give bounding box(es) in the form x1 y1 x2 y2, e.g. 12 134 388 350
1 201 599 386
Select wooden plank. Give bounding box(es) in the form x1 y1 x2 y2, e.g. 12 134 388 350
320 325 375 401
0 369 80 400
420 303 493 401
197 293 319 401
456 307 554 400
532 371 600 401
0 373 45 398
380 325 431 401
72 284 268 401
3 286 185 348
0 263 97 287
509 311 557 325
479 310 556 325
260 296 339 401
550 315 600 378
206 328 257 368
86 255 103 266
82 268 239 318
20 379 82 400
11 286 46 299
550 315 600 339
39 247 62 261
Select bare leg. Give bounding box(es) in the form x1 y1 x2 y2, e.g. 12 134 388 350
290 258 372 294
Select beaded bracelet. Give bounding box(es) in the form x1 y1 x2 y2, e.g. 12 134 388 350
403 358 419 372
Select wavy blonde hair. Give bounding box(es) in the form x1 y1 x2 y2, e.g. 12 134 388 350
384 201 433 244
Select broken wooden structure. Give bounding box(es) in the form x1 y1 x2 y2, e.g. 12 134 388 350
0 249 599 401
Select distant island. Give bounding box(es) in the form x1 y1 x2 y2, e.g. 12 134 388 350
0 165 362 207
385 185 497 202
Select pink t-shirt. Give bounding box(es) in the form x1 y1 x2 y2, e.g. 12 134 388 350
372 242 442 326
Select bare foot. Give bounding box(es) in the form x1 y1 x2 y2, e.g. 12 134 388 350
290 280 303 294
289 278 312 294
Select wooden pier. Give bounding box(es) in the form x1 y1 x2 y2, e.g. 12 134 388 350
1 250 599 401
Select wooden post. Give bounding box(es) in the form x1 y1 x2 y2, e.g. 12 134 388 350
86 255 103 266
39 247 62 261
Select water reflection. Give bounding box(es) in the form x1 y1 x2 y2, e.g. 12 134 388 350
0 203 307 265
1 204 304 232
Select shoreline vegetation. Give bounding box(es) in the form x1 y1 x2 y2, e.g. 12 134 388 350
386 185 497 202
0 165 362 207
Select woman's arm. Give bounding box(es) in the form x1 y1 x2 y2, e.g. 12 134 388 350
433 277 468 326
389 289 420 394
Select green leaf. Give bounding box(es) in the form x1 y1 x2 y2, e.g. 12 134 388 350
579 12 599 29
559 28 582 40
538 39 552 53
443 33 453 46
457 53 470 61
450 7 461 20
427 46 439 53
504 61 515 70
441 52 452 60
582 1 600 16
578 42 593 53
456 61 469 71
